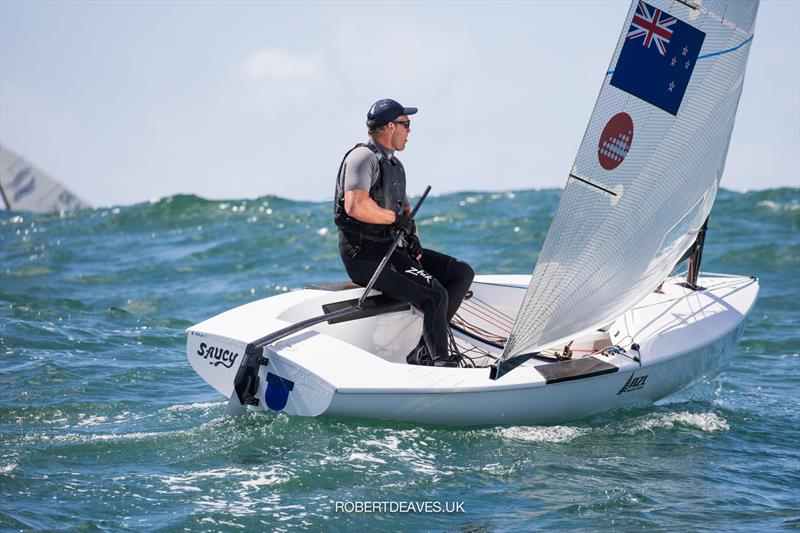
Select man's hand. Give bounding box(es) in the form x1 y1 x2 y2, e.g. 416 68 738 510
405 234 423 261
393 213 414 235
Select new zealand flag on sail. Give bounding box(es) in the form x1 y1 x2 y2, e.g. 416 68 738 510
610 0 705 116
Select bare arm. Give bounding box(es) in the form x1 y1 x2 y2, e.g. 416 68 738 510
344 189 397 224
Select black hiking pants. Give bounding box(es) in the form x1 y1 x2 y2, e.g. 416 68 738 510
341 242 474 358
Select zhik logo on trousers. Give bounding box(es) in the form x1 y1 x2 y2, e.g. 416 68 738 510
405 267 433 284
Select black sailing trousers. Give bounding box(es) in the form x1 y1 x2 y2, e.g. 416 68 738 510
341 243 475 359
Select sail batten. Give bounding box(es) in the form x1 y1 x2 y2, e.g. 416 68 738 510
502 0 759 361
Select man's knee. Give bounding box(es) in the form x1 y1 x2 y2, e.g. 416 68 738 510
452 259 475 285
433 279 449 306
416 280 448 316
463 261 475 282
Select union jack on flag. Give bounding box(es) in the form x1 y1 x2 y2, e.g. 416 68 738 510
627 0 677 55
611 0 705 115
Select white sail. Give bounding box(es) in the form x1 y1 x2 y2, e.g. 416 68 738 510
503 0 759 359
0 145 89 212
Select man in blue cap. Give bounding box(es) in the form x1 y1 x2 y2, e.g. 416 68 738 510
333 99 475 367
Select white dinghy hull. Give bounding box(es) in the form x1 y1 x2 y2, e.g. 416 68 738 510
187 274 758 426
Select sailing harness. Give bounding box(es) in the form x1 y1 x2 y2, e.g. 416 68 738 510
334 142 408 252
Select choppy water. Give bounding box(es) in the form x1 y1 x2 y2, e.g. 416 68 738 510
1 188 798 531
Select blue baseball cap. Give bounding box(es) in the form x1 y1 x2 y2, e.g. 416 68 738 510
367 99 418 128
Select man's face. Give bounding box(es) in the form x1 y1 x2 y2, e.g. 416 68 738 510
389 115 411 151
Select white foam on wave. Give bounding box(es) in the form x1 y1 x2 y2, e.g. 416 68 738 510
482 462 515 475
636 411 730 432
757 199 799 211
496 425 587 443
0 461 18 474
112 411 145 423
240 470 292 490
28 417 239 444
360 430 420 454
165 401 221 413
51 431 168 443
352 429 444 477
346 452 387 465
160 466 291 494
76 414 108 427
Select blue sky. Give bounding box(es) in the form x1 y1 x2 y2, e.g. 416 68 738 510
1 0 798 207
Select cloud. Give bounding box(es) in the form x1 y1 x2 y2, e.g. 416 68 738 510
241 49 322 82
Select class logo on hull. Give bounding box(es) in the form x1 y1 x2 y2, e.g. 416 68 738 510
196 342 240 369
617 372 648 394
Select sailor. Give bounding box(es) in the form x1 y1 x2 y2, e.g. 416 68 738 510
334 99 474 367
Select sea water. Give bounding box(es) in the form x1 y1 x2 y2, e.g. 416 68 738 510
1 188 798 531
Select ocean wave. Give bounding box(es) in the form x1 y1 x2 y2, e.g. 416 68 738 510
165 401 224 413
496 425 587 443
50 430 171 443
630 411 730 433
346 452 388 465
0 459 19 474
160 466 292 493
0 185 795 531
756 199 800 212
75 414 109 427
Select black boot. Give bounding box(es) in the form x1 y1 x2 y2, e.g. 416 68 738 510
407 338 459 368
406 339 433 366
431 355 459 367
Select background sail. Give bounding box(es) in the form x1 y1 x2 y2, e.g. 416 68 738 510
503 0 759 359
0 145 90 212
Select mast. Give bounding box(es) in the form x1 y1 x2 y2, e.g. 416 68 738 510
0 181 9 210
682 217 709 290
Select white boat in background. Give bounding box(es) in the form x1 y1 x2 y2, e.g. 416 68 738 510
187 0 761 426
0 145 89 212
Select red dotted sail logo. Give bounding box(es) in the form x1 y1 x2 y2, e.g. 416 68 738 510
598 112 634 170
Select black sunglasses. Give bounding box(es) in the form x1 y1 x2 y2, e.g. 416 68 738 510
392 119 411 129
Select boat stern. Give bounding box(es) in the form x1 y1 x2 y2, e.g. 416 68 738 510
186 329 247 398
